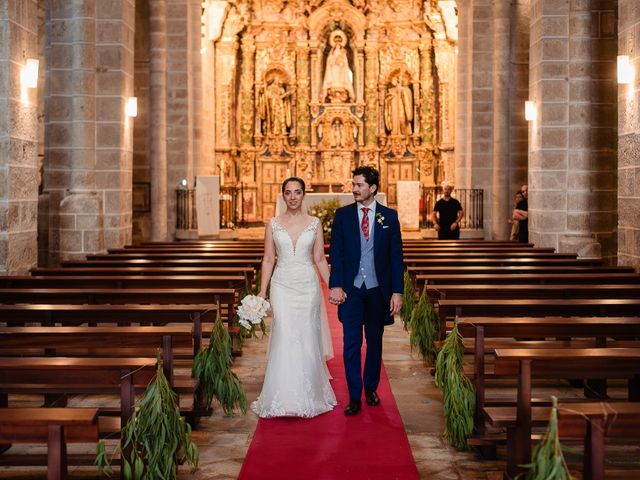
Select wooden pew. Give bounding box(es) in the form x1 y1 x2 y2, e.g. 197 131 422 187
0 275 247 290
456 316 640 435
0 325 195 380
403 252 578 259
60 258 261 269
0 304 216 351
427 283 640 301
0 407 99 480
0 288 235 322
404 258 603 267
418 272 640 285
407 265 635 279
438 299 640 340
0 357 158 426
483 402 640 480
88 252 264 260
32 267 255 282
491 348 640 477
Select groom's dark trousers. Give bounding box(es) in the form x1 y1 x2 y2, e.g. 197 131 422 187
340 284 386 401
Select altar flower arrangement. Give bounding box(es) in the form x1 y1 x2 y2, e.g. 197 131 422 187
309 198 340 242
237 294 271 333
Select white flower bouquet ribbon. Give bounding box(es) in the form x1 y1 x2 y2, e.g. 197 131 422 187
237 294 271 332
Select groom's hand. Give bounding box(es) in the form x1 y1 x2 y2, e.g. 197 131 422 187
329 287 346 305
390 293 403 316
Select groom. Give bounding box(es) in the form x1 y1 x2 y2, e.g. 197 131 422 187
328 166 404 416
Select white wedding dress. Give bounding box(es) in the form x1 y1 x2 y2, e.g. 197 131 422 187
251 217 337 418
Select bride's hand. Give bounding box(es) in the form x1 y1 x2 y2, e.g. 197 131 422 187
258 291 267 299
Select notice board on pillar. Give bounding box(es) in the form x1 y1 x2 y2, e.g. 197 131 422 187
196 176 220 236
396 180 420 230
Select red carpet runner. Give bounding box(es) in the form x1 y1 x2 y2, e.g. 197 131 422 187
238 291 420 480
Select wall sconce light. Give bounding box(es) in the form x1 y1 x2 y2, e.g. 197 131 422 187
126 97 138 118
617 55 635 84
23 58 39 88
524 101 536 121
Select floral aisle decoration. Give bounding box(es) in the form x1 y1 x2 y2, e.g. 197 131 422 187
401 270 416 331
192 312 248 415
96 354 199 478
409 286 440 365
519 396 574 480
309 198 341 242
435 318 476 450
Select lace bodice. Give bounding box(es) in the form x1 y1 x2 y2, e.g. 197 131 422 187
271 216 320 267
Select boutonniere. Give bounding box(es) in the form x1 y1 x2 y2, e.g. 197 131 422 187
376 212 385 226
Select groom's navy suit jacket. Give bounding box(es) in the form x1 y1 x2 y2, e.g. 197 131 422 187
328 201 404 325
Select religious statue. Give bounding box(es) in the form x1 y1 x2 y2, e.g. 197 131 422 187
321 30 355 103
258 78 293 136
331 119 344 148
384 76 414 136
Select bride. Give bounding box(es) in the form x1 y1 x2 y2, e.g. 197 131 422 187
252 176 337 418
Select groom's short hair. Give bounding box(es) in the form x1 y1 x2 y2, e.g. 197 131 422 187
352 166 379 194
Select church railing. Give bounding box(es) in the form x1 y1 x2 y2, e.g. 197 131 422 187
176 186 246 231
419 187 484 230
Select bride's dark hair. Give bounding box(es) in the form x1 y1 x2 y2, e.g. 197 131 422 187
281 176 306 194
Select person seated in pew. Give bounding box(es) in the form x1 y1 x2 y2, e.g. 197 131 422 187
512 184 528 243
508 191 523 241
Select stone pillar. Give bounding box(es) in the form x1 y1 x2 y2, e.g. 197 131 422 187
618 0 640 270
529 0 617 259
149 0 168 240
0 0 39 274
491 0 512 240
44 1 103 263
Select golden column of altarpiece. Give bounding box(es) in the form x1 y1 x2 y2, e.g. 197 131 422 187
214 0 453 221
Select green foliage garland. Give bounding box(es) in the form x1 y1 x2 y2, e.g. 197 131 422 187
401 271 416 331
435 319 476 450
519 396 574 480
192 313 248 415
96 354 198 478
409 288 439 364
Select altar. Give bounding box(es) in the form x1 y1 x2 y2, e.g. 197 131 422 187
275 193 387 216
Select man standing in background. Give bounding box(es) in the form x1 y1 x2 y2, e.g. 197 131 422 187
432 182 463 240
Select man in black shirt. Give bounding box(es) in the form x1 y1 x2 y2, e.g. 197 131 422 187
512 184 528 243
431 183 463 240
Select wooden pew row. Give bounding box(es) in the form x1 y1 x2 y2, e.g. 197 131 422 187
438 299 640 340
0 407 99 480
418 272 640 285
32 266 255 281
484 402 640 480
427 283 640 301
455 317 640 434
0 275 247 290
0 288 235 321
60 258 261 269
405 258 603 267
408 265 634 279
492 348 640 478
88 252 264 260
0 304 216 352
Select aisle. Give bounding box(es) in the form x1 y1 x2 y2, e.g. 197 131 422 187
238 291 420 480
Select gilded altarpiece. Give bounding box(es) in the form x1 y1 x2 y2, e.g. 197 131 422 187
214 0 454 221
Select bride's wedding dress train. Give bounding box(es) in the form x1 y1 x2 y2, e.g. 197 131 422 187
251 217 337 418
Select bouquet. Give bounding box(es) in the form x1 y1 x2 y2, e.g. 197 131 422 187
237 294 270 333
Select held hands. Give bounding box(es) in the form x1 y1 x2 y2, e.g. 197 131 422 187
390 293 403 316
329 287 347 306
450 221 458 231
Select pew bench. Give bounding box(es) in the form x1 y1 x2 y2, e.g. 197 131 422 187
0 407 99 480
418 272 640 286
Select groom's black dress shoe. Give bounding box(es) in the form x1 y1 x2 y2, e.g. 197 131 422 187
365 390 380 406
344 400 362 416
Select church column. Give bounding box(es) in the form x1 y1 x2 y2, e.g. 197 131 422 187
491 0 512 240
44 1 104 263
528 0 617 260
149 0 168 240
0 0 39 274
619 0 640 270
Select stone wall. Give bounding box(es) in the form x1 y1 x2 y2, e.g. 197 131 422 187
0 0 39 274
618 0 640 270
